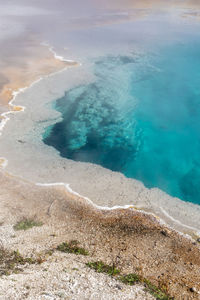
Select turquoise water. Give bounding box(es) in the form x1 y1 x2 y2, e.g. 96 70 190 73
44 40 200 205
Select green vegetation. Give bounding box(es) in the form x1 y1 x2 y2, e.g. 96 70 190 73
14 218 43 231
86 260 174 300
143 279 173 300
56 240 89 256
119 273 141 285
86 261 120 276
0 248 37 276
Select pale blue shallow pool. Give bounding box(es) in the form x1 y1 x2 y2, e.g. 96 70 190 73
44 23 200 205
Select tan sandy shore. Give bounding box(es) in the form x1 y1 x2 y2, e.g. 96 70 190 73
0 171 200 299
0 176 155 300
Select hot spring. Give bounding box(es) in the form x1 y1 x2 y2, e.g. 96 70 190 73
44 25 200 205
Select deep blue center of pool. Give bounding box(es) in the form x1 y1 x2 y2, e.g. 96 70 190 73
44 41 200 205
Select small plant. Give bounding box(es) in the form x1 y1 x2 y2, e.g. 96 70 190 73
14 218 43 231
86 261 120 276
0 248 37 276
57 240 89 256
119 273 141 285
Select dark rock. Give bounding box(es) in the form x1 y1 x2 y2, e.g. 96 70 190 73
115 284 122 290
189 287 196 293
161 230 167 237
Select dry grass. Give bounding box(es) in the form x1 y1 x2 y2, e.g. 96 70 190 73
0 246 37 276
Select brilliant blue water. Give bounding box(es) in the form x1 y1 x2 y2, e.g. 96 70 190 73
44 40 200 205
